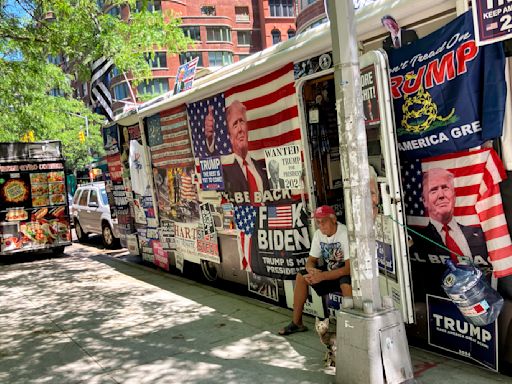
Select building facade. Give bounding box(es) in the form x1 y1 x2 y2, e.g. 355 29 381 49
74 0 297 117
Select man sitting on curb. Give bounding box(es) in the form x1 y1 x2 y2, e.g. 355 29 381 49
278 205 351 335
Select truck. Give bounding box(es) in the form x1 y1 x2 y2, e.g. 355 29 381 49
0 141 72 255
104 0 512 374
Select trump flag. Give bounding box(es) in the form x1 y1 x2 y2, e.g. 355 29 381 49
402 148 512 277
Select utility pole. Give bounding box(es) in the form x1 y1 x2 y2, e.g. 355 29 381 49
326 1 413 383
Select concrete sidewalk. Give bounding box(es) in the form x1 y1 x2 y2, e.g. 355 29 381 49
0 244 511 383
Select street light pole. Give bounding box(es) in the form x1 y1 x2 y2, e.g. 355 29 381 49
326 1 413 383
69 112 89 137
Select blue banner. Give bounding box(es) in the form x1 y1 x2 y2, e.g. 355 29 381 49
199 156 224 191
387 12 506 159
427 295 498 371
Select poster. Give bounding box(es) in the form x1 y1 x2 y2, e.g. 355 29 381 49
199 156 224 191
197 203 220 263
427 295 498 371
284 280 324 318
361 65 381 129
159 219 175 251
234 202 310 279
387 12 506 159
248 273 279 302
472 0 512 45
174 222 199 263
103 124 120 156
264 145 301 190
152 240 169 271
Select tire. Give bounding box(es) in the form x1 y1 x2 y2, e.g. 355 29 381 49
51 246 66 255
75 219 88 242
102 223 119 249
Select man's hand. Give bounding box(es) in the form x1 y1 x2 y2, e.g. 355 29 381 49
304 270 324 285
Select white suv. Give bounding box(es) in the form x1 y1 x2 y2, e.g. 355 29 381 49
72 182 119 248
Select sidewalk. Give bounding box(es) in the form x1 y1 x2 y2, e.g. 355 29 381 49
0 243 511 383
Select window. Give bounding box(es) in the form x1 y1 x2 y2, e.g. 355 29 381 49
269 0 294 17
133 0 161 13
73 190 82 205
271 29 281 45
206 27 231 42
106 6 120 17
238 54 251 61
137 78 169 96
47 55 62 65
113 82 130 100
201 5 216 16
237 31 251 46
235 6 249 22
182 26 201 41
208 51 233 67
144 52 167 68
78 190 89 206
100 188 108 205
179 51 203 67
111 66 120 77
89 190 98 206
287 29 296 39
49 88 64 97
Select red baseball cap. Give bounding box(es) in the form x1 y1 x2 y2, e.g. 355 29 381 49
313 205 335 218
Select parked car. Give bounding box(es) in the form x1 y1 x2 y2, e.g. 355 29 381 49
71 182 120 248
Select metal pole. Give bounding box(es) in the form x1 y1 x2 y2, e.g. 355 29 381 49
327 2 414 383
327 0 380 311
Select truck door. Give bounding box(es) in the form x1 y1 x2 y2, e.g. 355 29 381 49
359 50 414 323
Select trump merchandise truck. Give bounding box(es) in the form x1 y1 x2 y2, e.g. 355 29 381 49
104 0 512 374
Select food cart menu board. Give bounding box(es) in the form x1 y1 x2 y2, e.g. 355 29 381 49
0 167 70 253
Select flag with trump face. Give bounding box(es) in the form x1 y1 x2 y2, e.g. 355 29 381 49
402 148 512 277
188 94 232 158
223 62 302 162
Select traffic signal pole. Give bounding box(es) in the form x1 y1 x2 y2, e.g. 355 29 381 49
326 1 413 383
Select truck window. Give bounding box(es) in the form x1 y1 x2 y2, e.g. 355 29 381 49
73 190 82 205
79 190 89 206
100 188 108 205
89 190 98 206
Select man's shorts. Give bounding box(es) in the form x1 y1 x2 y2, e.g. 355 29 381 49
300 269 351 296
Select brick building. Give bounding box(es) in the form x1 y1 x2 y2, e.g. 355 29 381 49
75 0 297 117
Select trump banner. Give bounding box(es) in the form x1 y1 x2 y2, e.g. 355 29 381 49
387 12 506 160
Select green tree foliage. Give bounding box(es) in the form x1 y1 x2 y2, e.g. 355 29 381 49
0 0 191 170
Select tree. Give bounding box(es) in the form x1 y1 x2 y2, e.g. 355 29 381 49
0 0 191 170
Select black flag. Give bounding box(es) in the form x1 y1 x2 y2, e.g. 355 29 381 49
91 57 114 121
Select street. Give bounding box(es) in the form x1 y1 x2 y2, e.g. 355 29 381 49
0 237 511 383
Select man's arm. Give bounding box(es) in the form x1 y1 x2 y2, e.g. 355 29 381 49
305 260 350 285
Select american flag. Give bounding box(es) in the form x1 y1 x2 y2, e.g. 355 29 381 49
187 94 232 158
148 106 195 169
267 206 292 229
224 62 302 161
234 205 257 271
180 173 197 201
402 148 512 277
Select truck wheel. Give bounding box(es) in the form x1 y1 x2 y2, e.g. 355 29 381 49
102 224 119 249
75 220 88 242
52 246 66 255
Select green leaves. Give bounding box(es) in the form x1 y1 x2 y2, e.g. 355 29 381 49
0 0 191 170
